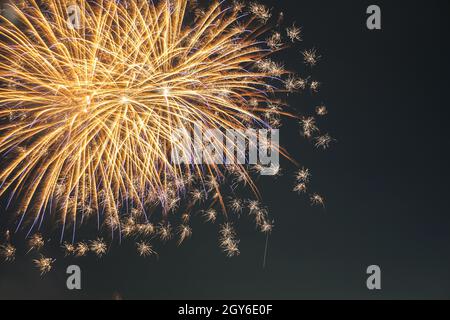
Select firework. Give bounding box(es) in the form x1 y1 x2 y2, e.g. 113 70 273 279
315 134 334 150
260 219 274 234
219 223 240 257
0 0 331 265
310 80 321 93
286 76 307 92
301 117 319 138
62 242 76 256
136 223 156 237
33 255 55 275
75 242 89 257
310 194 325 207
229 198 244 215
203 208 218 223
158 223 173 242
303 49 321 67
178 225 192 245
296 168 311 183
0 243 16 262
316 105 328 116
267 32 283 50
27 234 45 252
293 182 307 194
249 2 271 23
90 238 107 257
287 24 302 42
136 241 157 258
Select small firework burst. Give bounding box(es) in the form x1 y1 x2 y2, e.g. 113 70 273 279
315 134 334 150
249 2 271 23
247 199 262 214
316 105 328 116
178 225 193 245
203 208 218 223
158 223 173 242
252 207 268 226
260 219 274 234
136 241 157 258
28 234 45 252
303 49 321 66
255 59 285 76
136 223 156 237
229 198 244 215
75 242 90 257
310 80 321 93
62 243 76 256
296 168 311 183
219 223 240 257
287 24 302 42
0 244 16 262
181 213 191 224
122 218 137 237
33 256 55 275
190 189 206 204
310 194 326 207
232 0 245 13
90 239 107 258
294 182 308 194
267 32 283 50
301 117 319 138
285 76 307 92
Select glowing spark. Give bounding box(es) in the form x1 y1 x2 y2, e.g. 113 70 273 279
33 255 55 275
294 182 307 194
203 208 218 223
178 225 192 245
311 193 326 208
158 223 173 242
233 0 245 13
301 117 319 138
136 223 156 236
90 239 107 258
287 24 302 42
296 168 311 183
0 244 16 262
229 198 244 215
315 134 334 150
316 105 328 116
75 242 89 257
303 49 321 66
286 76 307 92
260 219 274 234
62 243 76 257
219 223 240 257
249 2 271 23
267 32 283 50
248 200 261 214
310 80 321 93
28 234 45 252
137 241 158 257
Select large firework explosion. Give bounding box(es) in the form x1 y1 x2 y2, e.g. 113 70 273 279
0 0 331 274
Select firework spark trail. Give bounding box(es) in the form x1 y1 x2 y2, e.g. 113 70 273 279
0 0 331 264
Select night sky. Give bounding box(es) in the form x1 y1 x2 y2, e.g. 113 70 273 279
0 0 449 299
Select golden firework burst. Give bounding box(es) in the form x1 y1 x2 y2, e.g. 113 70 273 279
0 0 331 265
